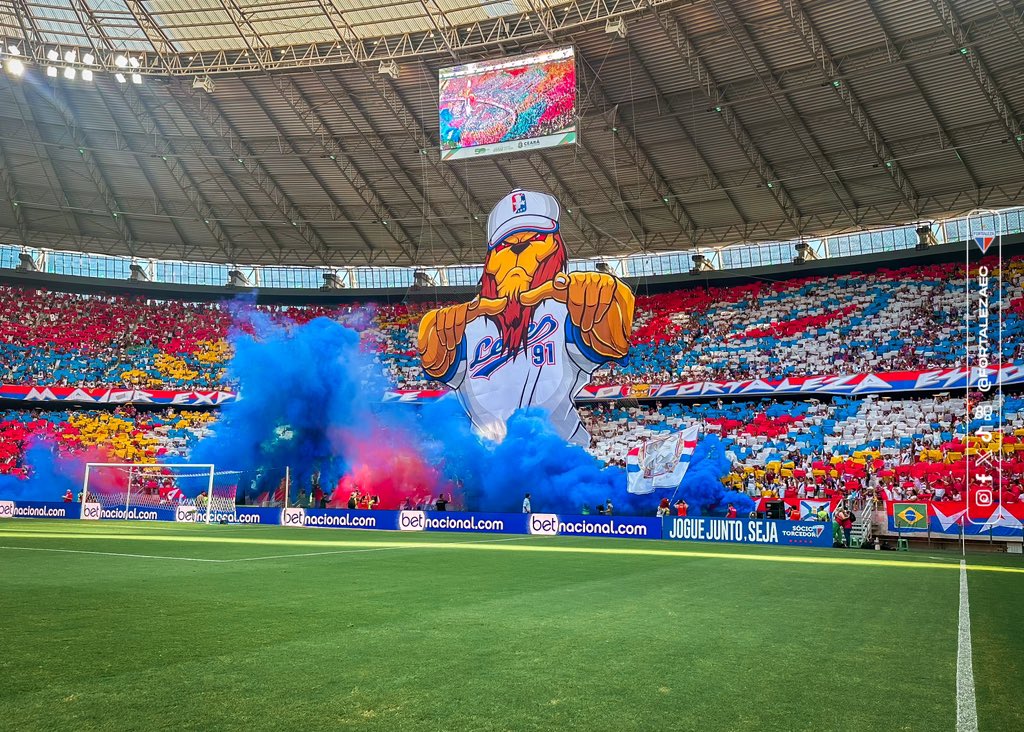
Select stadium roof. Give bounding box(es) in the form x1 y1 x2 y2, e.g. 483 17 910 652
0 0 1023 268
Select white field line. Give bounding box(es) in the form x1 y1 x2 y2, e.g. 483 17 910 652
0 535 535 564
0 545 228 563
228 534 534 562
956 559 979 732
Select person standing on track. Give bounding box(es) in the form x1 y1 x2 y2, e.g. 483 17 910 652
835 506 855 547
522 493 532 514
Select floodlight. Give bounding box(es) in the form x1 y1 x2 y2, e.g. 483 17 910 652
6 58 24 76
192 75 215 93
63 66 75 80
128 56 140 68
131 72 141 84
115 72 126 83
64 50 76 63
47 49 59 61
46 66 57 77
115 55 128 68
83 52 94 65
8 45 20 56
605 18 627 38
81 68 93 81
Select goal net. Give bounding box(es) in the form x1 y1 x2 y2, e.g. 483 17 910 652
81 463 235 523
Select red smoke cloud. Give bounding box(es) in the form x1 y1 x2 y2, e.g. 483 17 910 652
327 424 459 509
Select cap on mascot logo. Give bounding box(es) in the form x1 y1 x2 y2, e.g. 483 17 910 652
487 188 560 250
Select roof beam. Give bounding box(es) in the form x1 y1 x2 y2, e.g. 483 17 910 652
328 63 485 222
237 77 401 264
0 82 83 237
866 1 984 193
0 133 29 247
59 1 236 262
575 54 700 246
1 0 681 75
653 9 806 233
167 84 336 265
623 33 751 227
24 80 138 254
114 82 240 262
706 0 860 224
925 0 1024 162
6 180 1024 266
308 3 624 258
777 0 921 217
311 71 473 261
88 85 194 256
337 0 649 249
524 154 617 258
121 0 178 67
218 0 418 265
309 2 497 257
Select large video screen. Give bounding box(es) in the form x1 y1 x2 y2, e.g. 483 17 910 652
438 47 576 161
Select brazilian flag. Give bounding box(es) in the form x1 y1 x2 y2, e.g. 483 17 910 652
894 502 928 530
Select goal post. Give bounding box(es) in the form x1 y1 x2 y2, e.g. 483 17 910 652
81 463 221 523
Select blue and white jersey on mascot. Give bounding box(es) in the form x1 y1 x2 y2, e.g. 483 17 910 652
418 188 635 446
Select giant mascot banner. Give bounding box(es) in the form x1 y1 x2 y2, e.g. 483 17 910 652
418 188 635 445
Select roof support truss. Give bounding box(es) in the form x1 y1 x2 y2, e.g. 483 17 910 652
653 7 806 232
777 0 921 216
575 55 701 246
926 0 1024 162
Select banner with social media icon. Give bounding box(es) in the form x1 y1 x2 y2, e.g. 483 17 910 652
886 500 1024 537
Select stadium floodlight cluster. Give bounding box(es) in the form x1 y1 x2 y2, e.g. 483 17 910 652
2 46 142 84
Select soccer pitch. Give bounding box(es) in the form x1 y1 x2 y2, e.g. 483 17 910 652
1 521 1021 732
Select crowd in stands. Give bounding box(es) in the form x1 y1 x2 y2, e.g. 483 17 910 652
581 391 1024 505
0 406 213 477
1 254 1022 507
2 256 1021 393
606 258 1024 386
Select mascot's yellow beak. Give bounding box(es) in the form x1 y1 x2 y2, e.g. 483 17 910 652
485 231 559 301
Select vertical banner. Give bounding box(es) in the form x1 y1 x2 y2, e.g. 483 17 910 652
965 212 1004 525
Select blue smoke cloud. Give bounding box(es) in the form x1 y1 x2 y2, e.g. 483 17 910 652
186 311 384 499
185 312 659 513
676 434 754 517
413 400 643 515
1 312 741 518
0 440 79 500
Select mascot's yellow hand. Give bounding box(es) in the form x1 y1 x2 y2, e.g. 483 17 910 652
521 272 615 328
418 296 507 378
520 272 633 360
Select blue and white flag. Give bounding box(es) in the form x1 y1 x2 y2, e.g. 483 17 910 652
626 425 699 495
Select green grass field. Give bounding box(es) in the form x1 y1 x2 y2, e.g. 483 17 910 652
1 520 1021 731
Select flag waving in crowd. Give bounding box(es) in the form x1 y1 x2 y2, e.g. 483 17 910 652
626 425 699 495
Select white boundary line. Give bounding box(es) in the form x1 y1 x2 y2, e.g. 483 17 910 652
0 546 228 563
956 559 979 732
0 535 535 564
228 534 534 562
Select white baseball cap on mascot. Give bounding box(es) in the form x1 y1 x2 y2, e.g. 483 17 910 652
487 188 560 251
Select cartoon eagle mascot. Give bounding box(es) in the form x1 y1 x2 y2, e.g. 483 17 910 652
418 188 635 446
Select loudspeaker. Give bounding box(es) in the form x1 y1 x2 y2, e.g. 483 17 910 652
765 499 785 520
